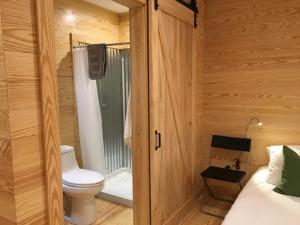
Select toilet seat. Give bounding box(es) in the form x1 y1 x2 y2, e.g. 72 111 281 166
63 169 104 188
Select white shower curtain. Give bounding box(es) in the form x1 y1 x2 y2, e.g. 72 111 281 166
72 48 105 175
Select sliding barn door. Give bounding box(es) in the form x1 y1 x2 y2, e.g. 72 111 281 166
149 1 195 225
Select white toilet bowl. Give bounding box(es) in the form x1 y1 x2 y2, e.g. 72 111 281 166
61 145 104 225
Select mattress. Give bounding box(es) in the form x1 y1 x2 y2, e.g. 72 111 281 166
222 167 300 225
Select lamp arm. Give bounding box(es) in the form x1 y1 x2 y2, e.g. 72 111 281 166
244 118 260 137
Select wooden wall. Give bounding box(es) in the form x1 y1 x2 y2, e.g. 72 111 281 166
120 13 130 42
0 10 16 225
54 0 129 165
0 0 47 224
201 0 300 186
193 0 205 195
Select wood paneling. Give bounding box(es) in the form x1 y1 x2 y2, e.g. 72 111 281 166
0 10 16 225
130 5 150 225
36 0 64 224
1 0 38 54
0 0 48 224
193 0 205 196
9 107 41 140
120 13 130 42
202 0 300 183
54 0 129 165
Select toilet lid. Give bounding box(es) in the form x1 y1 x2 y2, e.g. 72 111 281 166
62 169 104 188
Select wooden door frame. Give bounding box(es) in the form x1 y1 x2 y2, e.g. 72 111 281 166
35 0 150 225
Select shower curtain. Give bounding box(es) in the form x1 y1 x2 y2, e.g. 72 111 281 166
72 48 105 175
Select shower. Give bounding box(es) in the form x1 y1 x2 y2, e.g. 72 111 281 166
96 46 132 207
97 47 131 174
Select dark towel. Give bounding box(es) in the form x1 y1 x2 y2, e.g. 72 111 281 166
87 44 107 80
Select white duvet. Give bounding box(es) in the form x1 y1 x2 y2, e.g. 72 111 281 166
222 167 300 225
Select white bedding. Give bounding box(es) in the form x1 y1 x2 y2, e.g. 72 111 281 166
222 167 300 225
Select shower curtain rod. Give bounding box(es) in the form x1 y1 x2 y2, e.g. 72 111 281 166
73 41 130 48
107 42 130 46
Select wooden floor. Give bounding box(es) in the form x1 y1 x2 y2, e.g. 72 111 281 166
180 198 230 225
64 198 133 225
65 194 229 225
180 206 223 225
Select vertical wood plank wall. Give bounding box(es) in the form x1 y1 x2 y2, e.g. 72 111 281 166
54 0 129 165
0 0 47 224
36 0 64 223
201 0 300 186
130 5 150 225
193 0 205 195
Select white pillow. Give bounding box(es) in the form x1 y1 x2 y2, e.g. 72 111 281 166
266 145 300 185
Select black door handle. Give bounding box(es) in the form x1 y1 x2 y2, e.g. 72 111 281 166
155 130 161 150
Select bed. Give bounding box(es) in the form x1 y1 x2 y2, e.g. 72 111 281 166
222 167 300 225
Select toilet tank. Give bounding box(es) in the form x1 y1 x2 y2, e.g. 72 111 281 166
61 145 79 173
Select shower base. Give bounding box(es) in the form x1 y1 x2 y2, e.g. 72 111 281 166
97 168 133 207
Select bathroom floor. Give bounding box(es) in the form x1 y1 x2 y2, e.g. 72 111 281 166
98 168 133 207
64 198 133 225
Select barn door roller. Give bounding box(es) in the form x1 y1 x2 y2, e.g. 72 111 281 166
154 0 199 28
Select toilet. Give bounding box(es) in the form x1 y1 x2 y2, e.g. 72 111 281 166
61 145 104 225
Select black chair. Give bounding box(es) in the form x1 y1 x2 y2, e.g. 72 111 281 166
200 135 251 218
